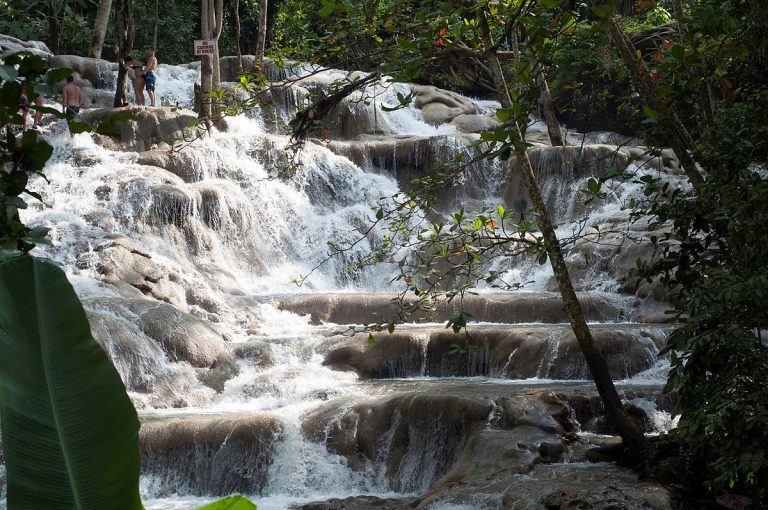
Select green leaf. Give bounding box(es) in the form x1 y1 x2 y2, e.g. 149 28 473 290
495 108 513 122
67 121 91 134
671 44 685 63
44 68 73 85
0 255 142 510
0 64 18 83
368 334 376 346
387 322 395 334
198 494 258 509
319 0 335 17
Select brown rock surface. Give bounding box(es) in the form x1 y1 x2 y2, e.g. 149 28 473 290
140 413 283 495
80 106 199 152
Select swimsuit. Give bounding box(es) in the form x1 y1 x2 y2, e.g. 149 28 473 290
65 106 80 119
142 71 156 92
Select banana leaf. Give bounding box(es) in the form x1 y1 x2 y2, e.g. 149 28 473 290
0 254 142 509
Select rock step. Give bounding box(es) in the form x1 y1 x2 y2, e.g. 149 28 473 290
322 323 672 381
139 413 282 497
135 385 672 499
300 387 672 497
274 292 670 326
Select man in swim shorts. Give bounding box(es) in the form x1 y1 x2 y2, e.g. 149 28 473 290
143 48 158 107
62 76 83 119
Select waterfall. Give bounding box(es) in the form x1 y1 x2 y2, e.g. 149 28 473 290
11 62 680 509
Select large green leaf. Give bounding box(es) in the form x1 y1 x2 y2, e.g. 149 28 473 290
0 254 143 509
198 495 258 509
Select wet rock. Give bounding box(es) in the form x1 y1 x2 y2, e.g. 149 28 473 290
86 298 218 408
50 54 116 89
80 106 199 152
324 332 427 378
302 393 494 492
504 464 672 509
136 302 230 368
140 413 283 496
324 324 668 381
233 339 277 368
218 55 258 82
137 148 207 182
276 292 649 326
416 427 565 505
292 496 411 510
412 84 479 125
451 112 501 133
496 395 565 435
95 235 187 306
0 34 51 58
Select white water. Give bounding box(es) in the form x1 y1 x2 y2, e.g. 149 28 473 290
16 64 678 509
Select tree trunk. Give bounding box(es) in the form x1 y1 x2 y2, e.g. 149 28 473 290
211 0 224 116
152 0 159 49
90 0 113 59
200 0 213 121
606 15 705 188
48 1 61 55
113 0 134 107
479 8 649 463
234 0 243 74
255 0 268 68
536 69 564 147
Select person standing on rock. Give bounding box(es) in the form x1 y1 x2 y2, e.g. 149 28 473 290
121 55 145 105
143 48 158 107
61 76 83 119
19 92 30 130
31 94 44 129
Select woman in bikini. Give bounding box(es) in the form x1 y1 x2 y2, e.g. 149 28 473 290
121 55 145 105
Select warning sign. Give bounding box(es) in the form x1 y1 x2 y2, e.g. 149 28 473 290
194 39 217 56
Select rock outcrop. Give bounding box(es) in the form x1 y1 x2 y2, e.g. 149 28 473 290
0 34 51 58
324 324 668 380
80 106 199 152
140 413 283 496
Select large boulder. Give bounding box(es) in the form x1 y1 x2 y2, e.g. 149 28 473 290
412 84 479 125
0 34 51 59
302 393 494 492
80 106 199 152
49 54 117 89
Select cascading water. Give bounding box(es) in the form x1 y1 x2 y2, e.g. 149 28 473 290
13 61 679 509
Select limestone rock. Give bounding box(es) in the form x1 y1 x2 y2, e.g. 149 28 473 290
0 34 51 58
50 54 116 89
420 102 467 125
137 148 207 182
95 235 186 307
323 324 669 381
80 106 199 152
140 413 283 496
451 112 501 133
324 332 426 378
276 291 647 327
302 393 494 492
292 496 411 510
503 464 673 509
233 339 277 369
138 303 229 368
218 55 258 82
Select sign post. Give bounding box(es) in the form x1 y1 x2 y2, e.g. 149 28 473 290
194 39 217 56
